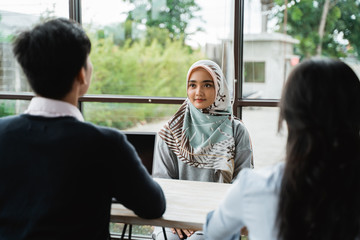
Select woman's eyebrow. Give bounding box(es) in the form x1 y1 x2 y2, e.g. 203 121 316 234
188 79 213 82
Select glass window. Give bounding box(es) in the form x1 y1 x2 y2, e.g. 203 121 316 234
241 107 286 169
82 0 235 97
244 62 265 84
0 99 30 117
83 102 181 132
110 223 153 239
243 61 266 98
0 0 69 93
242 0 360 100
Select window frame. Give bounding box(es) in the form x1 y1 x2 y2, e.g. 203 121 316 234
0 0 279 120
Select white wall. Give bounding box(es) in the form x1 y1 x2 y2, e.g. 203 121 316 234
243 33 299 99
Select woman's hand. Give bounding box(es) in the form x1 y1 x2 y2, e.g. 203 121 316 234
171 228 195 239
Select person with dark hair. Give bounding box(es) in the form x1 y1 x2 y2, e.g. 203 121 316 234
203 58 360 240
0 18 165 240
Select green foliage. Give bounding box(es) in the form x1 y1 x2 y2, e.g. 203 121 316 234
145 27 172 47
0 101 16 117
0 14 14 43
84 102 180 130
273 0 360 59
88 31 204 97
85 27 204 129
123 0 202 41
0 34 14 43
83 0 205 129
289 6 303 22
84 20 206 129
146 0 201 40
110 223 154 236
334 0 360 58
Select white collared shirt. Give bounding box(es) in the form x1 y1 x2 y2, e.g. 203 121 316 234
203 162 284 240
24 97 84 122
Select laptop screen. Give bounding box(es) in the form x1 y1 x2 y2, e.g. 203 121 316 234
122 131 156 175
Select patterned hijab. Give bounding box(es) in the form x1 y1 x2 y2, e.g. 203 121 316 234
158 60 235 183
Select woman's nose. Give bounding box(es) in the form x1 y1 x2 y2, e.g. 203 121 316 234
195 87 203 95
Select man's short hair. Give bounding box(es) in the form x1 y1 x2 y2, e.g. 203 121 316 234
13 18 91 100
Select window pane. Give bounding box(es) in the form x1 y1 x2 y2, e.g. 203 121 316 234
242 107 286 169
0 99 30 116
83 102 181 132
82 0 235 98
244 62 265 84
243 0 360 99
110 223 153 239
0 0 69 93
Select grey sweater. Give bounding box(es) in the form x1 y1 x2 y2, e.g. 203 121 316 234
152 119 253 183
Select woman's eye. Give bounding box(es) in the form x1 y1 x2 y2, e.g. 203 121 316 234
205 84 213 88
189 84 196 88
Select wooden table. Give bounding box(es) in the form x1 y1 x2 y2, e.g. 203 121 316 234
111 178 231 231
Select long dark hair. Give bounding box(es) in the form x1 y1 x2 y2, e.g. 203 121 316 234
277 58 360 240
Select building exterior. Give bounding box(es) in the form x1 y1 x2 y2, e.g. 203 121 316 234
0 10 36 93
243 32 299 99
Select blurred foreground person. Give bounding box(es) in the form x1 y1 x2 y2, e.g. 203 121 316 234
204 58 360 240
0 18 165 240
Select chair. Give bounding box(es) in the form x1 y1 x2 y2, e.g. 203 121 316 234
113 132 168 240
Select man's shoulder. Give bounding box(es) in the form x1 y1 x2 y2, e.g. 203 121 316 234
0 114 22 121
0 114 25 127
76 120 126 141
0 114 126 142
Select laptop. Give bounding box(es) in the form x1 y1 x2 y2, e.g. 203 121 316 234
121 131 157 175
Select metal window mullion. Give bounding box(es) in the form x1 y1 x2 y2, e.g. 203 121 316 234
69 0 82 24
234 0 245 119
0 93 279 106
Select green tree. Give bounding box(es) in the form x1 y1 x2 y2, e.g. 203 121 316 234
123 0 202 42
0 14 14 43
0 101 16 117
272 0 360 59
88 31 204 96
85 29 205 129
335 0 360 58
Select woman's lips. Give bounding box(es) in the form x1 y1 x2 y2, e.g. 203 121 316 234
195 99 205 102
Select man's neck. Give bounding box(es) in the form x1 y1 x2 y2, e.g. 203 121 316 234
61 91 79 107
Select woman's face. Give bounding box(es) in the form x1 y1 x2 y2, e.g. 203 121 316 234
187 68 216 110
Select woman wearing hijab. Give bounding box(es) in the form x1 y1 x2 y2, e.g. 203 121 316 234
152 60 253 240
203 58 360 240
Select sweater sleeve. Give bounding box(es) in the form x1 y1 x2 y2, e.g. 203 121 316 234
110 130 166 219
232 120 253 181
152 135 179 179
203 170 248 240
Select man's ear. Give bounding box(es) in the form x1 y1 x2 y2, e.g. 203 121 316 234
76 67 86 85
